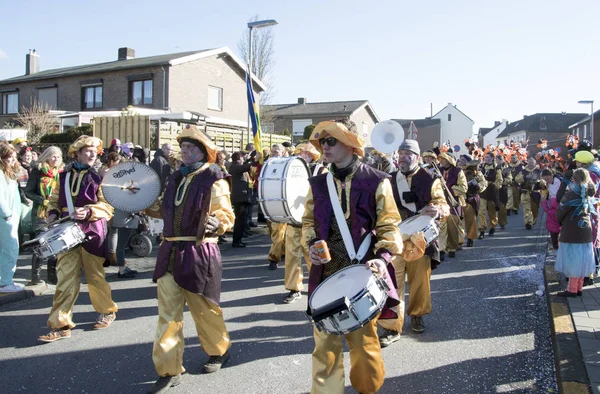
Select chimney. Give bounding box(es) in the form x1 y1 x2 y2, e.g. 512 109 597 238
25 49 40 75
118 47 135 61
297 97 307 105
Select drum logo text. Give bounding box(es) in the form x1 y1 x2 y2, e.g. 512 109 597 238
113 167 136 178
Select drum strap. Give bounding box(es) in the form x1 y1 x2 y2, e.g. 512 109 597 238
326 173 372 263
312 164 323 177
64 172 76 215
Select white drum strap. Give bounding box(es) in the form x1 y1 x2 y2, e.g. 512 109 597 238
326 173 372 262
312 164 323 177
64 172 75 215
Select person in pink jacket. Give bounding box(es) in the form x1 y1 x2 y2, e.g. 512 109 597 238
541 168 562 249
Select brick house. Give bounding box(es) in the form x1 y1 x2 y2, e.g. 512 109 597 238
262 98 379 145
391 118 441 153
568 109 600 147
495 113 587 157
0 47 265 129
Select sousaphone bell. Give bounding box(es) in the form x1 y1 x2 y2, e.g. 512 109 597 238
371 120 405 154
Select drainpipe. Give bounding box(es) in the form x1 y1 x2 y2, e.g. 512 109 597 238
161 65 168 111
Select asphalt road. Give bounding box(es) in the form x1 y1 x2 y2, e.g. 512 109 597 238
0 212 557 393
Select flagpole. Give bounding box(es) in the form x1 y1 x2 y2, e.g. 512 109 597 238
247 26 254 146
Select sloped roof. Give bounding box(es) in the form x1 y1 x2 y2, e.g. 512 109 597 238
263 100 369 117
478 127 493 136
393 118 441 129
432 103 474 123
0 47 266 91
496 113 587 139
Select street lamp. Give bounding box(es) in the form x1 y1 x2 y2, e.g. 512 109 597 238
247 19 278 145
578 100 594 147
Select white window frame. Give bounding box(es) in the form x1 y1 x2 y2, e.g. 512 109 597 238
208 86 223 111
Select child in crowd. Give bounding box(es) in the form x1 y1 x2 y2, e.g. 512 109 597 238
541 168 561 250
555 168 597 297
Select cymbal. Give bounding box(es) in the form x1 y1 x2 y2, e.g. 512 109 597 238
101 162 161 212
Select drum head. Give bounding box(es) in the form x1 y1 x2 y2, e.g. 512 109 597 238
398 214 434 239
284 158 310 223
40 222 77 241
310 266 372 309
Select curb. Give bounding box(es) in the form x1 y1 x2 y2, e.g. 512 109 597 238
0 282 48 308
544 250 592 393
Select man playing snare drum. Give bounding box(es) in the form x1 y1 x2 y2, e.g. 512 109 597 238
302 119 403 394
377 139 449 346
38 136 117 342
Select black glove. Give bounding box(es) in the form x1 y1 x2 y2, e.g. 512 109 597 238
205 215 220 234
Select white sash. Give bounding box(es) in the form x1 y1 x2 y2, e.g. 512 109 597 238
395 172 417 213
326 173 372 262
312 163 323 177
64 171 76 215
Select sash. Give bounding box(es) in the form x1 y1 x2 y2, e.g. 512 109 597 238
396 172 417 213
64 172 76 215
326 173 372 262
312 163 323 177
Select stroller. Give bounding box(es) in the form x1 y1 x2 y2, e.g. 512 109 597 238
127 213 163 257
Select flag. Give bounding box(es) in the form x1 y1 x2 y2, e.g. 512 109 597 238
246 74 263 164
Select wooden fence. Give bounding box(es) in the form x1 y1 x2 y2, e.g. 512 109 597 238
93 115 151 147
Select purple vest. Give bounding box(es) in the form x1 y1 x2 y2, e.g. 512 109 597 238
481 164 499 203
56 169 108 258
153 165 227 304
441 166 463 216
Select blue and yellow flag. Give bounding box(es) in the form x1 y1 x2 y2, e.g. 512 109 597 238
246 74 263 164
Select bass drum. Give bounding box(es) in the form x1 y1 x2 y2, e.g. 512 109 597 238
258 157 310 226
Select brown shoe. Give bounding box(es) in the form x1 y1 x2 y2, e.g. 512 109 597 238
93 312 116 330
38 327 71 343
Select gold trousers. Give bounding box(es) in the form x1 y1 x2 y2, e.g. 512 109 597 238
48 246 118 329
521 192 539 226
284 225 311 292
377 254 432 333
441 215 461 252
459 216 466 246
498 203 507 226
477 198 498 231
464 205 478 240
510 185 521 210
267 222 287 262
506 187 514 210
311 319 384 394
152 273 231 377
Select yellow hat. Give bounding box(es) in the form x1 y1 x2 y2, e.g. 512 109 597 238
309 120 364 157
68 135 103 158
294 143 321 162
575 150 595 165
12 137 27 146
422 150 437 159
439 152 456 167
176 125 218 164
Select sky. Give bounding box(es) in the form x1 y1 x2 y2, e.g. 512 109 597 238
0 0 599 132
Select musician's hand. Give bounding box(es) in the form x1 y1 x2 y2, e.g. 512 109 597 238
309 245 324 266
366 259 387 279
205 214 220 234
74 207 90 221
421 204 440 218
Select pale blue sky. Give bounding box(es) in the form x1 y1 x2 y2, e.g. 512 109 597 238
0 0 598 132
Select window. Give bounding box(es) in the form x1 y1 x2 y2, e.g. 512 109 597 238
1 92 18 114
292 119 313 136
208 86 223 111
447 114 452 121
584 124 588 139
81 85 102 110
130 79 153 106
38 87 57 109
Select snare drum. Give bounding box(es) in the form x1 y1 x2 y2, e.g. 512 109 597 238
309 265 389 335
25 222 86 259
398 214 439 246
258 156 310 226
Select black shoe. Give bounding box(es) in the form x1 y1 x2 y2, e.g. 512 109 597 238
217 237 226 245
257 216 267 223
411 316 425 333
556 291 577 298
268 261 278 270
489 228 495 236
379 329 401 348
148 374 182 393
283 291 302 304
439 251 445 261
204 351 230 373
507 210 511 216
448 251 456 258
232 242 246 248
244 230 253 236
478 231 485 240
584 277 594 287
248 222 257 228
457 244 463 250
466 239 473 247
578 291 583 296
500 225 505 230
525 224 532 230
118 267 137 279
513 209 519 215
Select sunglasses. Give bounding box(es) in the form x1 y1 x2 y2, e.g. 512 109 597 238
319 137 338 147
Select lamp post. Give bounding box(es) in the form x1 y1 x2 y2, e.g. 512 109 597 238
246 19 278 146
579 100 594 147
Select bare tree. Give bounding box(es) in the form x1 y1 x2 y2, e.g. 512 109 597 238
238 15 277 126
16 100 59 144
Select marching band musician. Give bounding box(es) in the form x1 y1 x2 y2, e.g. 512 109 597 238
495 154 512 230
266 143 287 270
508 154 524 215
281 143 326 304
458 154 488 247
378 139 449 345
302 119 402 394
439 152 468 259
421 150 438 176
370 149 396 173
478 152 503 239
145 126 234 393
515 157 542 230
38 136 117 343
